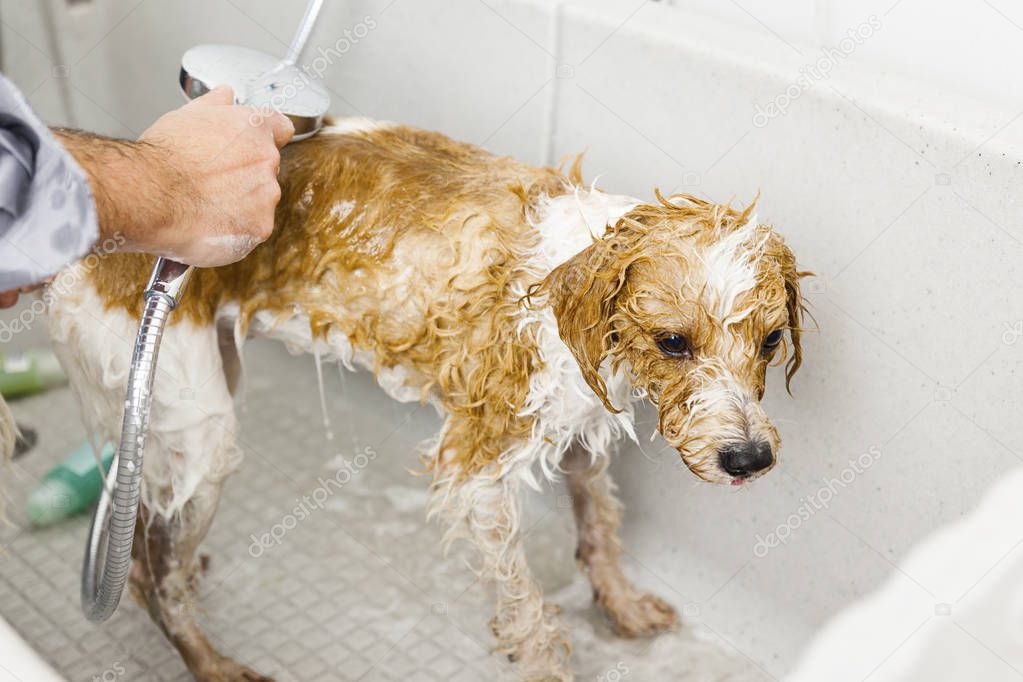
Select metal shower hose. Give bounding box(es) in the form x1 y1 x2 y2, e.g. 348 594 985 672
81 259 193 621
80 0 325 623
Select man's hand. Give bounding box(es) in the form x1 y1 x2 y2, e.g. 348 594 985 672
0 280 51 309
54 85 295 268
0 288 21 309
137 86 295 266
0 278 53 308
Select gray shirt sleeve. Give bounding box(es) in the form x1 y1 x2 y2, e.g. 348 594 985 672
0 73 98 291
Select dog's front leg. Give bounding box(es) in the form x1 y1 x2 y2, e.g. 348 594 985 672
441 467 572 681
563 447 678 638
131 479 272 682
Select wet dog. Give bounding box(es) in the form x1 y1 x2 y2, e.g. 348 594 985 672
47 119 806 680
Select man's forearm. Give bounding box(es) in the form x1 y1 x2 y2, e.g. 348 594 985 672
1 82 290 301
50 87 291 269
52 129 184 257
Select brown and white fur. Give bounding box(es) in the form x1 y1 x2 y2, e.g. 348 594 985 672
44 118 806 681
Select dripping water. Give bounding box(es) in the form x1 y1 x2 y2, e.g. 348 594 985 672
313 349 334 441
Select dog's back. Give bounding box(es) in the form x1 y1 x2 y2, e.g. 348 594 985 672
89 120 568 324
71 120 584 476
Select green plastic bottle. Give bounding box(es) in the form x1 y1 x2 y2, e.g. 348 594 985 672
27 442 115 527
0 349 67 398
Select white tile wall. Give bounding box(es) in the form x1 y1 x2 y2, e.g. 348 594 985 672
666 0 1023 115
325 0 556 163
0 0 73 125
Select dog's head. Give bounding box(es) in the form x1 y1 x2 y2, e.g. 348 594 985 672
540 192 807 485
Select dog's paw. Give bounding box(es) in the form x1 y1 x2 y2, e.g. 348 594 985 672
602 591 679 638
193 657 275 682
495 602 573 681
517 654 574 682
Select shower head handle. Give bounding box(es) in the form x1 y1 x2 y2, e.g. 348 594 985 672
284 0 325 67
144 257 193 308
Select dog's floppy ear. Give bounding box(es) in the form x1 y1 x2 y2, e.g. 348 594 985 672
536 237 630 413
780 244 810 392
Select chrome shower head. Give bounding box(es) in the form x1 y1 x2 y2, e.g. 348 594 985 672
179 0 330 140
179 44 331 140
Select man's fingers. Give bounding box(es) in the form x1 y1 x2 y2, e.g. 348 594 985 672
264 112 296 149
0 291 19 309
187 84 235 108
187 87 293 149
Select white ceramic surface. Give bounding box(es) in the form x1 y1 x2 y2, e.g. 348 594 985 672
0 617 64 682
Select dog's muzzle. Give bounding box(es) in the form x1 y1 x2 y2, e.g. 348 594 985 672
718 440 774 479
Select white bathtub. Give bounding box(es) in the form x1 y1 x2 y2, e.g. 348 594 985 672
5 0 1022 679
0 617 64 682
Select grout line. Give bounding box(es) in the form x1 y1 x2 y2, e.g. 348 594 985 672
813 0 831 49
541 0 566 166
39 0 77 126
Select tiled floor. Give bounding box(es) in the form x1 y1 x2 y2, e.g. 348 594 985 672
1 338 767 681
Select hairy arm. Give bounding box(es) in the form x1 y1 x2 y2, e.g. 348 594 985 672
0 86 291 309
55 85 294 268
51 129 184 257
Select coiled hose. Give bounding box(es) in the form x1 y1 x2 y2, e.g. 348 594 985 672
81 258 192 622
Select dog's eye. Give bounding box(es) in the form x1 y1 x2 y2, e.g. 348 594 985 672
762 329 784 353
657 334 690 358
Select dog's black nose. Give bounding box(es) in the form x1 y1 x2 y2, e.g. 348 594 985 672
719 441 774 478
